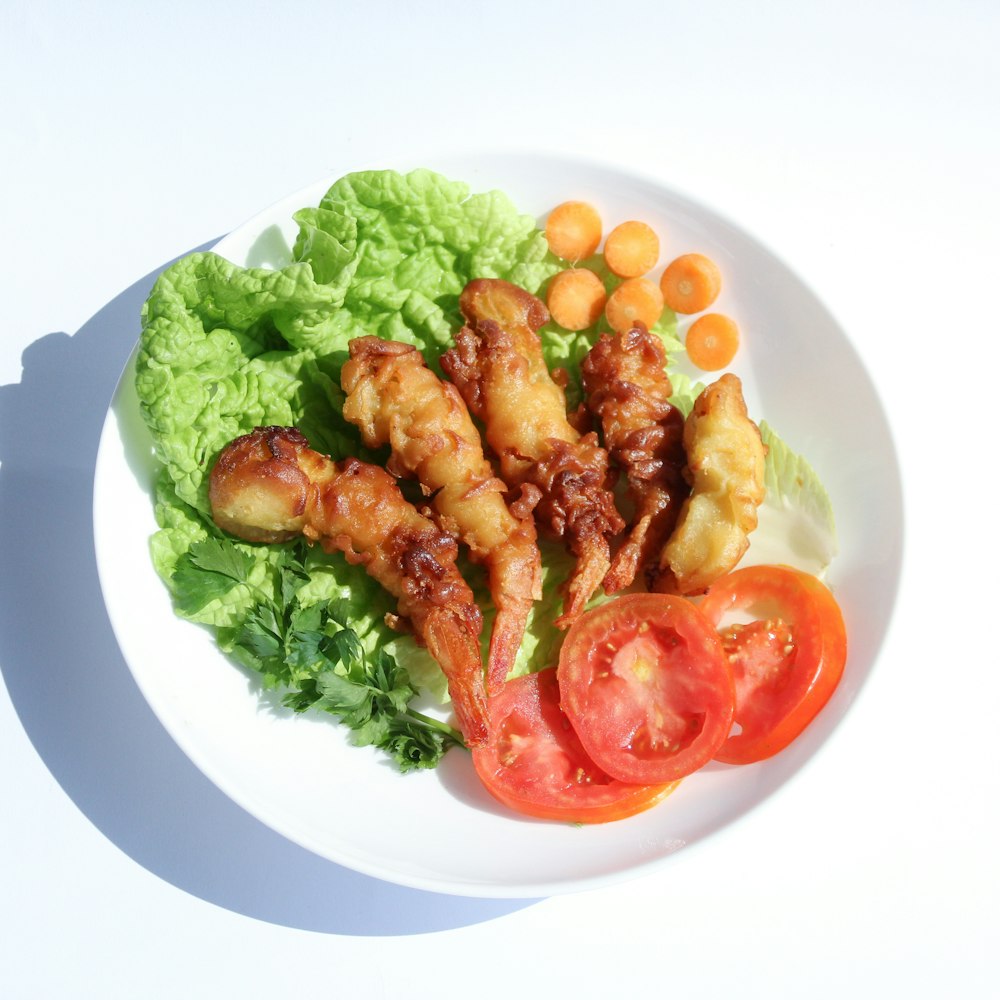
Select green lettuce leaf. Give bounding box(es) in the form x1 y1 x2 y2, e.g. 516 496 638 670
743 421 839 577
665 371 704 417
136 252 353 514
292 168 561 365
135 168 574 754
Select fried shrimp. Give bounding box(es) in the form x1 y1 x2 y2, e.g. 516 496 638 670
340 336 542 693
581 323 688 593
441 278 624 628
656 374 766 595
208 426 489 746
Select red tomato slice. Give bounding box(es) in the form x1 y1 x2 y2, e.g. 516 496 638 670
471 667 676 823
700 565 847 764
556 594 735 784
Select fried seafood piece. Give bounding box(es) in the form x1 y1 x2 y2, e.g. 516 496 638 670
655 374 766 595
208 426 489 746
440 278 624 628
340 336 542 693
581 323 689 593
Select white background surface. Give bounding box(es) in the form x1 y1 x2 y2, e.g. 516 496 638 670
2 1 997 997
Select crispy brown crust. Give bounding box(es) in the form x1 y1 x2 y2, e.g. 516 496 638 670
529 436 620 552
384 523 480 631
581 324 689 592
440 324 489 421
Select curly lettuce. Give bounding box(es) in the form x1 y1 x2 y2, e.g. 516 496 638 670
291 167 558 360
746 421 838 577
135 168 577 764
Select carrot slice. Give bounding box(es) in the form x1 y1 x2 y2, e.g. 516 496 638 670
604 277 664 333
603 221 660 278
547 268 607 331
545 201 602 262
660 253 722 314
685 313 740 370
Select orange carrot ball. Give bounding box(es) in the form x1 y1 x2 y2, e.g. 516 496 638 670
603 221 660 278
547 268 607 331
545 201 603 262
604 277 664 333
659 253 722 314
685 313 740 371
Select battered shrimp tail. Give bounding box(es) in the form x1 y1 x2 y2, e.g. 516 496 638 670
341 336 543 693
655 374 766 595
208 426 490 747
581 324 688 593
530 437 622 627
442 279 624 630
422 606 489 742
481 511 541 692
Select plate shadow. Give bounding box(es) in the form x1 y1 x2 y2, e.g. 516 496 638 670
0 244 539 934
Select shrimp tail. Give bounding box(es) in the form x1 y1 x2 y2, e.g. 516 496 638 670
422 606 490 747
557 537 612 629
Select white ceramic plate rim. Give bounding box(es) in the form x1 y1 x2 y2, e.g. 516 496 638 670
93 152 903 897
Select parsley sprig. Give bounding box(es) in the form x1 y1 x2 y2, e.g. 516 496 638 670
171 537 465 771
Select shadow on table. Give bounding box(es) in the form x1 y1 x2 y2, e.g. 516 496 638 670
0 246 539 935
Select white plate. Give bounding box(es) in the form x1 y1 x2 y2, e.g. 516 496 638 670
93 153 903 897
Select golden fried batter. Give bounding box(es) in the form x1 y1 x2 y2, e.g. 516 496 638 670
440 278 624 628
656 374 766 595
341 336 542 692
581 323 688 593
208 426 489 746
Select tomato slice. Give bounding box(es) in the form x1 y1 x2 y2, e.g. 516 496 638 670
556 594 735 784
700 565 847 764
471 667 676 823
